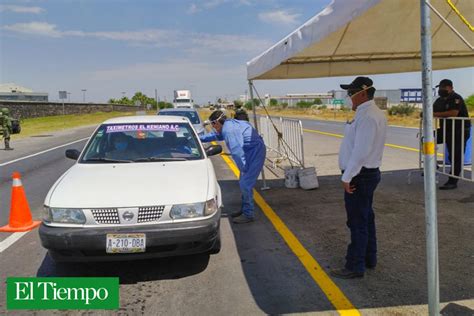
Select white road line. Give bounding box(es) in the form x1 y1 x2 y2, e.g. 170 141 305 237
0 232 29 253
0 137 89 167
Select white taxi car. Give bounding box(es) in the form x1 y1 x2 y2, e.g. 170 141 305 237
39 116 223 262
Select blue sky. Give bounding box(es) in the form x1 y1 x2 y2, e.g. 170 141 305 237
1 0 473 103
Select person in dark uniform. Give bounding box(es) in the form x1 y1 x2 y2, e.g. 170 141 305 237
433 79 471 190
233 103 249 121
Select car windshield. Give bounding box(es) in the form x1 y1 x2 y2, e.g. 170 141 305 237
80 122 203 163
158 111 200 125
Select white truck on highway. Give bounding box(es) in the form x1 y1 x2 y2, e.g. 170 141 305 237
173 90 193 108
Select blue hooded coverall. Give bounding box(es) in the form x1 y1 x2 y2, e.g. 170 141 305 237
200 119 266 219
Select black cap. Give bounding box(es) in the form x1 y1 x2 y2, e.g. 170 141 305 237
436 79 453 88
340 76 373 90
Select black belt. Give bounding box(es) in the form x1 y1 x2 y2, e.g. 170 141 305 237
341 167 379 175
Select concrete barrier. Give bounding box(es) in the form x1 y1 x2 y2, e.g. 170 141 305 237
0 101 145 119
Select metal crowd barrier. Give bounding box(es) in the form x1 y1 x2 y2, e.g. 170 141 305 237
435 117 473 182
259 116 305 167
409 117 473 184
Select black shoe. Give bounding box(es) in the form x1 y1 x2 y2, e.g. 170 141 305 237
366 259 376 269
232 214 254 224
439 182 457 190
230 211 243 218
330 268 364 279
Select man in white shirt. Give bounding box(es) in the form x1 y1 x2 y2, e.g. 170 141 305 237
330 77 387 279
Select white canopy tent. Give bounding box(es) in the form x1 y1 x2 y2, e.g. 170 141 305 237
247 0 473 80
246 1 473 315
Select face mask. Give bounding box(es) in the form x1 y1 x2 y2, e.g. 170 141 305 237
344 96 353 109
438 89 449 97
114 142 128 151
345 85 372 110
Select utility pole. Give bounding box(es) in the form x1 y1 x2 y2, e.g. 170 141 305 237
420 1 439 315
81 89 87 103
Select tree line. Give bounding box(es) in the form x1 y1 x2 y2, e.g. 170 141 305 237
109 92 173 110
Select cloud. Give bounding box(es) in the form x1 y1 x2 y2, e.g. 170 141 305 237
258 10 300 25
89 60 243 81
191 33 271 54
3 22 61 37
187 0 253 14
187 3 200 14
0 5 44 14
2 21 270 54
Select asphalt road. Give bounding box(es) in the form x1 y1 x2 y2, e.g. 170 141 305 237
0 126 95 229
1 118 472 315
0 124 336 315
267 115 420 149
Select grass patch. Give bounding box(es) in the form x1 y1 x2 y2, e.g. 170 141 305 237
199 107 422 127
12 111 137 139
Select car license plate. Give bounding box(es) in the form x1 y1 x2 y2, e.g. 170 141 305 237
106 234 146 254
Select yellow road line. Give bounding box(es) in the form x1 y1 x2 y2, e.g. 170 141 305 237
303 128 443 156
304 129 343 139
218 150 360 316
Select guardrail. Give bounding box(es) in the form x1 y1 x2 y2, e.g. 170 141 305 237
259 116 304 167
409 117 473 183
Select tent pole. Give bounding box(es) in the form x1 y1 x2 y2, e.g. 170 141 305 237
420 1 439 315
248 80 269 190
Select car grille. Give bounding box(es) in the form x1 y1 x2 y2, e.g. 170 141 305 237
138 206 165 223
91 208 120 224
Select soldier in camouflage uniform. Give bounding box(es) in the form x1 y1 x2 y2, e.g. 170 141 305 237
1 108 14 150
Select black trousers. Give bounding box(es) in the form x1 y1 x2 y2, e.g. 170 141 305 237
342 167 381 273
441 128 470 184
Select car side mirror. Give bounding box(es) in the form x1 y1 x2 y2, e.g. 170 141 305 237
205 145 222 157
65 149 80 160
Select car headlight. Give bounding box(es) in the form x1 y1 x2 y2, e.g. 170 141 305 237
43 206 52 222
170 199 218 219
43 207 86 224
170 202 205 219
204 199 218 216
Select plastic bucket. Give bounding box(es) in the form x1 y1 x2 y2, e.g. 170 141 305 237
443 128 472 165
284 167 299 189
298 167 319 190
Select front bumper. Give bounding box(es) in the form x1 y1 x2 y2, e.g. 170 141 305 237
39 209 220 262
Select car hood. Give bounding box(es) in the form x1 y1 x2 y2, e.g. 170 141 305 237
47 160 210 208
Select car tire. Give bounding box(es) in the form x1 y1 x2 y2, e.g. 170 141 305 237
209 230 221 255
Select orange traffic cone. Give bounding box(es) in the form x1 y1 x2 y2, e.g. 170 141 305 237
0 172 41 232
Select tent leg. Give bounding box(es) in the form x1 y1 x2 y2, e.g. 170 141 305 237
420 1 440 315
248 80 270 190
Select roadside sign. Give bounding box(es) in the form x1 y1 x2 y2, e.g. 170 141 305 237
332 98 344 105
59 91 67 100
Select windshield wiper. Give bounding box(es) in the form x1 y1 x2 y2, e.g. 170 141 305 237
133 157 187 162
83 157 132 163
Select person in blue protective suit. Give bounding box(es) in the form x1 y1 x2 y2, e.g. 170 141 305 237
200 110 266 224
